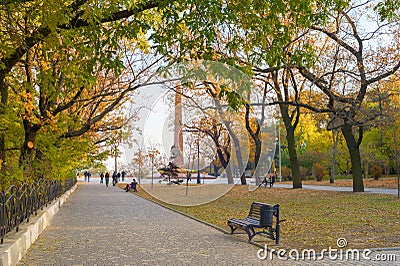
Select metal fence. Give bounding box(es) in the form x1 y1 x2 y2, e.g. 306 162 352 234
0 178 76 244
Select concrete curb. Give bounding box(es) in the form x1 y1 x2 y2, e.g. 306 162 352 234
122 187 272 250
124 188 400 256
0 183 78 266
122 187 231 235
137 195 271 249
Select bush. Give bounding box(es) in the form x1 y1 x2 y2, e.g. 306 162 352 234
312 163 327 181
299 166 309 180
281 166 292 181
370 163 382 180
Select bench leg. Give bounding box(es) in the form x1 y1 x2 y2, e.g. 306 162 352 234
275 224 280 244
246 227 257 241
227 223 238 234
268 227 275 240
245 228 252 241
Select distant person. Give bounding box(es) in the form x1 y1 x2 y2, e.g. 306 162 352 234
272 170 276 186
84 171 88 182
112 171 117 186
87 171 91 182
121 171 126 181
105 172 110 187
117 172 121 182
100 172 104 183
125 178 138 192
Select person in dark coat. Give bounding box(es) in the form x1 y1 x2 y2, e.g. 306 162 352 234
112 171 117 186
125 178 138 192
105 172 110 187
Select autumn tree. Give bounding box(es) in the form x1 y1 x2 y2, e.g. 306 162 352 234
296 2 400 191
155 0 350 188
0 0 181 181
185 117 234 183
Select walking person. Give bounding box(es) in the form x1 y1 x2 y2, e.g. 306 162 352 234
100 172 104 183
105 172 110 187
112 171 117 186
117 172 121 182
121 171 126 182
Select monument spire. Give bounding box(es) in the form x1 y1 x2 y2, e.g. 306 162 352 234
173 83 184 167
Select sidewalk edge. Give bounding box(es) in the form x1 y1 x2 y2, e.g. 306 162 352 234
0 184 78 266
123 188 270 250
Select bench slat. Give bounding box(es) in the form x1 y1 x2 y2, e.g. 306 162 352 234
227 202 280 244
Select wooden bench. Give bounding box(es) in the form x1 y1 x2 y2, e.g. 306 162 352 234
227 202 280 243
261 177 275 188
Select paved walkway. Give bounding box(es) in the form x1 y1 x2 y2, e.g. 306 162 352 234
274 184 398 195
18 183 399 265
18 183 284 265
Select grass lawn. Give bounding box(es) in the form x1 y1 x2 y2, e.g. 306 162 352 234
120 184 400 251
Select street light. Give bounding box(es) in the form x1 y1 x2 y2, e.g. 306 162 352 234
197 138 201 184
181 128 202 184
275 122 282 182
393 105 399 198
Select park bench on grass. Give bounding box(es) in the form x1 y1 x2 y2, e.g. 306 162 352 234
227 202 280 244
261 177 275 188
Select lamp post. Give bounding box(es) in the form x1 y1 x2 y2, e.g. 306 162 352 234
197 138 201 184
149 153 154 189
276 122 282 182
394 106 399 198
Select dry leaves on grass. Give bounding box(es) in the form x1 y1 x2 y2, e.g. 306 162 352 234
283 178 398 189
123 184 400 251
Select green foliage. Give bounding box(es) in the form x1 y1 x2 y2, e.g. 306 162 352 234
0 0 167 184
375 0 400 21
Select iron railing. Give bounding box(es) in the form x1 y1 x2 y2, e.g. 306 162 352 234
0 178 76 244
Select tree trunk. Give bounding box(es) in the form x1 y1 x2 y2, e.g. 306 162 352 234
0 79 8 177
19 120 41 176
244 103 263 186
286 125 302 188
341 124 364 192
216 147 233 184
114 154 118 173
330 130 339 183
34 149 45 180
253 138 262 185
225 126 246 185
279 102 302 189
0 132 5 177
226 164 234 184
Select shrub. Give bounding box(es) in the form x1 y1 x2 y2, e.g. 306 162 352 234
281 166 292 181
299 166 309 180
312 163 327 181
370 163 382 180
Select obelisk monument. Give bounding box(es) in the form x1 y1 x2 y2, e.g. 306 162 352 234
172 84 184 167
